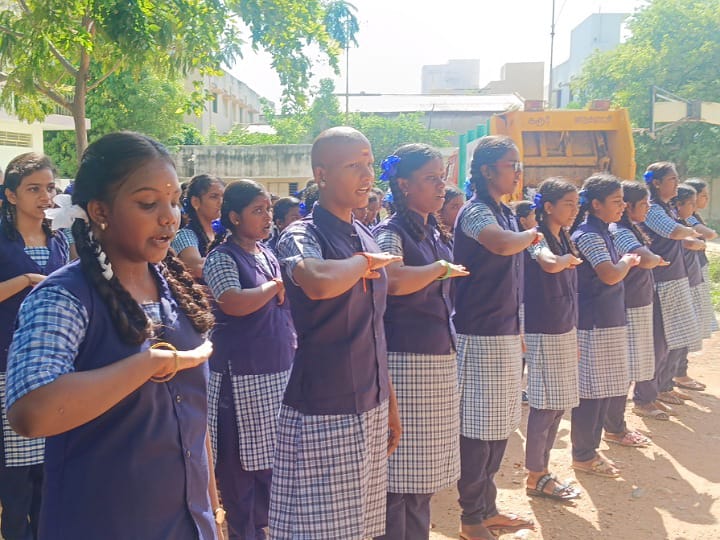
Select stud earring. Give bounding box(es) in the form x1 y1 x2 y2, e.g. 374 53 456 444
100 223 107 231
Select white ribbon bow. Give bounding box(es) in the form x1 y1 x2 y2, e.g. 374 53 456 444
45 194 89 231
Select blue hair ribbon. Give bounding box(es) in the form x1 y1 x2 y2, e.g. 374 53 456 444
643 170 654 184
382 191 394 204
578 189 589 206
379 155 401 182
299 201 308 216
464 182 474 199
64 182 74 195
181 197 192 216
211 218 226 235
532 192 543 209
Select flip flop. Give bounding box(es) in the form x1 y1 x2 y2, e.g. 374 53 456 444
633 405 669 421
654 400 678 416
572 458 621 478
459 523 495 540
657 391 684 405
603 430 652 447
673 378 706 391
482 513 535 534
526 473 581 501
670 389 692 400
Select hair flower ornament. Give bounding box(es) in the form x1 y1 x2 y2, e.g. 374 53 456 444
578 189 589 206
299 201 308 216
379 155 401 182
643 170 654 184
531 192 543 209
45 194 89 231
211 218 226 235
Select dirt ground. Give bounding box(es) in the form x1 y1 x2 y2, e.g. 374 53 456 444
429 334 720 540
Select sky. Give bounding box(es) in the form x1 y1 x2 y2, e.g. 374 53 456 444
230 0 647 107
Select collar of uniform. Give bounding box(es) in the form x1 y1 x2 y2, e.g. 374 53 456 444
587 213 610 232
312 203 357 237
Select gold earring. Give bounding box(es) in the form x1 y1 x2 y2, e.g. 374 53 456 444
100 223 107 231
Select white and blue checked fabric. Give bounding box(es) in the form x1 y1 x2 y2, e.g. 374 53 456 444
576 232 612 268
276 224 324 284
612 227 643 256
644 204 679 239
656 277 701 351
456 333 523 440
625 305 655 382
577 326 629 399
171 227 199 255
459 201 498 241
386 352 460 493
269 400 389 540
524 328 579 411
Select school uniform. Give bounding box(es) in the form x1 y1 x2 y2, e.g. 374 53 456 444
0 228 68 540
204 241 295 540
172 224 210 258
452 196 523 526
641 203 699 393
570 215 629 462
373 211 459 540
688 215 719 336
523 237 579 473
5 261 215 540
271 204 391 540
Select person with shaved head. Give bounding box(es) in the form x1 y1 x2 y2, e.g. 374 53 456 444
270 127 402 539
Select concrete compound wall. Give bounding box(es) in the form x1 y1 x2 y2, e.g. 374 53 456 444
171 144 313 197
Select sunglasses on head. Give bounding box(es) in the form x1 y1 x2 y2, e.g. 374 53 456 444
496 160 523 173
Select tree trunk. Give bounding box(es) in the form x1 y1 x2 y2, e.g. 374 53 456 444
72 89 88 164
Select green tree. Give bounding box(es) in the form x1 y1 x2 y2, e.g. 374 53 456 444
571 0 720 176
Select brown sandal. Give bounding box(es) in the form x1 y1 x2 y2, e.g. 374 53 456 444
657 391 684 405
572 458 621 478
482 513 535 534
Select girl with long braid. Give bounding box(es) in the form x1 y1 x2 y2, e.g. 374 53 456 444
611 181 672 422
640 162 702 407
203 179 295 540
372 144 468 540
569 174 640 478
172 173 225 279
0 153 69 540
453 135 539 540
522 178 582 501
5 132 222 539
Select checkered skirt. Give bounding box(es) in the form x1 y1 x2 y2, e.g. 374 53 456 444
689 285 707 352
701 265 719 334
656 277 702 351
269 400 389 540
386 352 460 494
625 305 655 382
0 373 44 467
456 334 523 441
577 326 629 399
524 329 579 411
207 369 290 471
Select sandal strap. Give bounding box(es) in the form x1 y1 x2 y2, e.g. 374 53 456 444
535 473 554 493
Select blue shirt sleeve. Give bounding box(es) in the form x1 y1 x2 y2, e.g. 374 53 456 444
5 285 89 409
644 204 679 239
171 228 199 255
203 250 242 298
612 228 643 257
576 232 612 268
460 202 498 242
374 229 404 258
276 223 324 284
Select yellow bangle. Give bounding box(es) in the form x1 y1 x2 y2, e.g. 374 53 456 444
437 260 453 280
150 342 179 383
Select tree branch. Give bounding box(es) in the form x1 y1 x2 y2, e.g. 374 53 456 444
0 24 25 39
87 61 122 92
34 81 72 111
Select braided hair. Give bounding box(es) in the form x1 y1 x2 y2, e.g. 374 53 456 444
207 179 268 252
644 161 677 218
1 152 57 241
672 183 697 225
182 174 223 257
534 178 581 257
467 135 518 210
619 181 652 246
383 143 452 244
72 131 213 345
571 173 623 233
684 178 708 225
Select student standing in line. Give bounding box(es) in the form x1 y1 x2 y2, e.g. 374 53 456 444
611 181 672 422
522 178 582 501
372 144 468 540
0 153 69 540
570 174 640 478
5 132 221 539
453 135 539 539
640 163 702 407
271 127 402 540
266 196 302 255
438 184 464 237
172 174 225 279
204 179 295 540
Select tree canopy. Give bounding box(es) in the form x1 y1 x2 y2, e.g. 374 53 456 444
571 0 720 176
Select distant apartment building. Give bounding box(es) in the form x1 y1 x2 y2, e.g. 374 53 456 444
421 59 480 94
481 62 545 101
551 12 629 108
184 70 268 136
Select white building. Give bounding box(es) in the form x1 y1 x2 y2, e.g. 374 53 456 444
184 70 269 136
421 59 480 94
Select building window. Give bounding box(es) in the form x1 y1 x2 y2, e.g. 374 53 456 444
211 94 218 114
288 182 299 196
0 131 32 147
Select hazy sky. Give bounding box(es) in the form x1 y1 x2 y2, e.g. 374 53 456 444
231 0 647 105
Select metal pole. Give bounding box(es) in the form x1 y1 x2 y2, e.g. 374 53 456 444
548 0 556 108
345 19 350 121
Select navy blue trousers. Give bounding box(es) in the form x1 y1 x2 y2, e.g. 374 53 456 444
457 437 507 525
375 492 433 540
0 463 42 540
603 394 629 434
216 375 270 540
525 408 564 473
571 398 610 462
